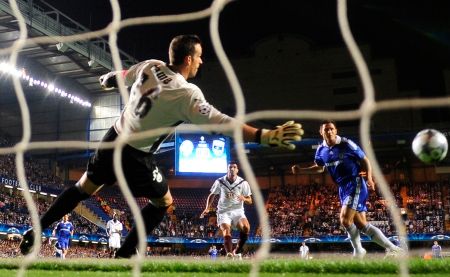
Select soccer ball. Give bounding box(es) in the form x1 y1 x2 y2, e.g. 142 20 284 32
412 129 448 164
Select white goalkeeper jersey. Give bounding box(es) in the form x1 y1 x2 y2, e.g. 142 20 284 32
106 219 123 237
211 176 252 213
114 59 234 152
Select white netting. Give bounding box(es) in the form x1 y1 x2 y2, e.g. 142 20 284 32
1 0 449 276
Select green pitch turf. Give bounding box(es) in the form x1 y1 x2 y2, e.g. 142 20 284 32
0 257 448 276
1 273 450 277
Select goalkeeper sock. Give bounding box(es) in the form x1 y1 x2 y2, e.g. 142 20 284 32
361 223 397 250
345 224 364 253
40 185 90 229
234 232 248 254
115 204 168 258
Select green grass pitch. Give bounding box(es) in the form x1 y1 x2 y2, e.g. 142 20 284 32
0 257 448 276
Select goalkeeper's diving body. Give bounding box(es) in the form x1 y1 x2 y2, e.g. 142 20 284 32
19 34 303 258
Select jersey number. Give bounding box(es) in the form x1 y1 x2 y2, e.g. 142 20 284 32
134 97 152 118
134 83 161 118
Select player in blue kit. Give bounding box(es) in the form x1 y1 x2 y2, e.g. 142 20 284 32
52 214 74 259
208 245 219 260
292 120 404 258
431 241 442 259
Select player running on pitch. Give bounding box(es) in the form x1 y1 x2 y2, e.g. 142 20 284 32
52 214 74 259
292 120 404 258
201 161 252 260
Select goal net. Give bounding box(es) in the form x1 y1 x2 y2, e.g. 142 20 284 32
1 1 448 277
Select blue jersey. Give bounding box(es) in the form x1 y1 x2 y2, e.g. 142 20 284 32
315 136 368 212
432 245 442 258
55 221 74 240
209 248 218 259
314 136 366 185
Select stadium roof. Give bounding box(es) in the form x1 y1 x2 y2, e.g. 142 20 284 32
0 0 138 95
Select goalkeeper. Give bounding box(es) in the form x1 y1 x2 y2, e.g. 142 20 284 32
20 34 303 258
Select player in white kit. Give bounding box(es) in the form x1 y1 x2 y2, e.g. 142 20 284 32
106 213 123 258
299 241 310 259
201 162 252 259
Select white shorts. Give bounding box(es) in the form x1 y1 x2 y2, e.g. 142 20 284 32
109 234 121 249
217 209 247 227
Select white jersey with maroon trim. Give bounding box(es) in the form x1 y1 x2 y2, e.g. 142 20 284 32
114 59 234 152
210 176 252 213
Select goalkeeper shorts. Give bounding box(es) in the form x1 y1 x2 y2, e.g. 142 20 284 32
87 126 168 199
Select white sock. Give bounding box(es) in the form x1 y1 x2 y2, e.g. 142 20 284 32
361 223 397 250
345 224 364 253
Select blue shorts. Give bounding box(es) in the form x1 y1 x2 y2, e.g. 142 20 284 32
58 239 70 250
338 176 368 212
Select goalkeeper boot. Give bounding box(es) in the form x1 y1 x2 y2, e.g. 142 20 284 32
19 228 35 255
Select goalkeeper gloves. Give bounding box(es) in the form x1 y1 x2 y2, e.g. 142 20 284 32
259 121 303 150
